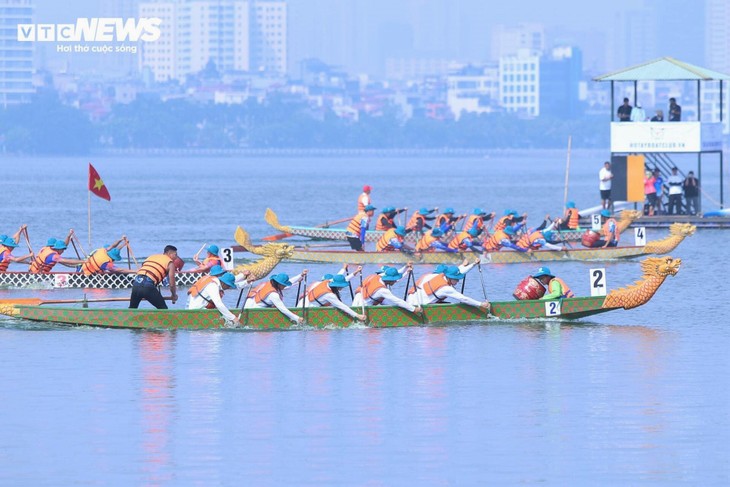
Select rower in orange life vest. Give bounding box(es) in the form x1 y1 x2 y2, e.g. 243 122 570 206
244 271 308 324
358 185 372 212
513 229 565 252
346 204 376 251
462 208 495 236
493 209 527 233
587 209 620 248
483 225 522 252
405 259 477 300
190 244 223 273
376 225 414 253
300 273 366 321
415 228 458 252
529 266 575 300
28 230 84 274
187 265 239 325
352 266 423 314
448 227 484 252
434 208 465 234
81 236 137 276
407 265 491 311
556 201 581 230
0 226 33 272
129 245 179 309
406 207 437 234
375 206 407 231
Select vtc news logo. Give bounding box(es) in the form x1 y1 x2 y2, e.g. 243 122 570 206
17 18 162 42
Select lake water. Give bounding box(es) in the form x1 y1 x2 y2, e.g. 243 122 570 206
0 152 728 485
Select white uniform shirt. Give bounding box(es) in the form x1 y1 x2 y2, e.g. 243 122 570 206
304 290 361 319
668 174 683 195
242 273 304 323
599 167 612 190
186 279 237 322
352 283 416 312
408 284 483 307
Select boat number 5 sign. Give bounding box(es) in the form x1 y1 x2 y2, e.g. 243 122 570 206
634 227 646 246
591 214 601 231
544 301 561 316
590 268 607 296
221 247 235 270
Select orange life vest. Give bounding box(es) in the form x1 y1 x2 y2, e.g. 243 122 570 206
408 273 437 295
357 192 370 212
448 230 471 250
306 280 333 306
603 218 619 241
188 275 223 309
435 214 449 229
415 233 438 252
463 215 484 233
29 246 60 274
203 255 222 268
493 215 512 232
407 213 425 232
81 248 113 276
361 274 385 304
376 228 403 252
423 274 450 302
249 281 281 305
516 231 544 251
484 229 509 252
549 277 575 298
375 214 395 231
346 212 368 236
136 254 172 285
566 208 580 229
0 248 12 272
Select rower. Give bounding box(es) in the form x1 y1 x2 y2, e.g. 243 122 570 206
463 208 495 236
586 209 619 248
447 227 484 253
493 209 527 233
302 274 366 322
434 208 464 234
407 265 490 311
28 232 84 274
530 266 575 300
406 207 436 234
0 226 33 272
358 184 372 212
345 204 376 251
406 259 476 299
513 229 565 252
187 267 239 325
376 225 413 253
129 245 179 309
557 201 581 230
81 246 136 276
352 266 423 314
375 206 407 231
245 271 308 324
415 228 458 252
483 226 522 252
189 244 223 273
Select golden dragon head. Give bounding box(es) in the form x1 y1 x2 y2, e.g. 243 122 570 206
618 209 642 222
669 222 696 238
640 255 682 278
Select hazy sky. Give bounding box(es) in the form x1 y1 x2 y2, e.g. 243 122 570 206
32 0 706 77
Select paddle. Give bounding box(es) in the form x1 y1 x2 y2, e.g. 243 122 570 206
21 227 34 255
412 270 428 324
263 216 351 241
345 264 354 300
71 232 88 259
547 217 574 250
477 262 489 301
358 273 366 320
193 243 207 263
402 269 412 300
300 273 307 324
238 282 254 327
295 275 303 307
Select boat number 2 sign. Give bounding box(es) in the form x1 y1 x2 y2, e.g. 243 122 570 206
634 227 646 246
590 268 607 296
221 247 235 270
544 301 561 316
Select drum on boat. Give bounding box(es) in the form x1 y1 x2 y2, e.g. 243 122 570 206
512 276 545 300
581 230 600 248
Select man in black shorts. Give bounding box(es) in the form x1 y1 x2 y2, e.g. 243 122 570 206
599 161 613 210
129 245 179 309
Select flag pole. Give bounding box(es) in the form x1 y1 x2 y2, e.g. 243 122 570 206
88 190 91 249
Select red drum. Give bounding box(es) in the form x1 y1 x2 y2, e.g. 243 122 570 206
173 256 185 271
513 276 546 300
581 230 600 248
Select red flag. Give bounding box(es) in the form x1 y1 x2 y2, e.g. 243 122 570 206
88 163 111 201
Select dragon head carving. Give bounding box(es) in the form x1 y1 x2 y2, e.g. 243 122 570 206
669 222 696 237
619 209 642 222
640 255 682 278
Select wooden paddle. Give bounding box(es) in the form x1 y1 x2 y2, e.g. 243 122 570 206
0 297 137 316
263 216 352 241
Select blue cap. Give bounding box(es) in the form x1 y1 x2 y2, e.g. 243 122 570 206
467 228 479 237
270 273 292 287
418 207 432 215
600 209 611 218
329 274 349 288
444 266 465 280
443 207 455 214
473 208 485 215
376 265 393 275
431 228 443 237
504 226 516 236
219 272 236 288
382 206 396 213
46 238 57 246
433 264 447 274
0 234 7 242
394 225 407 237
207 244 220 255
566 201 576 209
364 205 377 212
107 248 122 261
380 267 403 282
209 264 226 276
3 237 18 248
533 266 554 279
542 230 554 243
53 241 67 250
321 273 334 281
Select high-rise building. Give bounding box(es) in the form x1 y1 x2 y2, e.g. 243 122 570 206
139 2 177 82
539 46 583 119
490 23 545 61
100 0 140 76
706 0 730 73
0 0 34 105
607 8 656 70
250 1 287 73
499 49 540 117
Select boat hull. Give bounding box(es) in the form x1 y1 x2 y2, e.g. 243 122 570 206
15 297 614 330
0 271 206 289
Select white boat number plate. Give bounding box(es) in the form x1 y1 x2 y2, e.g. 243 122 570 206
544 301 561 316
221 247 235 270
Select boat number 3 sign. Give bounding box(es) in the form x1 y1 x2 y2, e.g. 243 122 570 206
634 227 646 246
590 268 607 296
591 214 601 231
221 247 235 271
544 301 561 316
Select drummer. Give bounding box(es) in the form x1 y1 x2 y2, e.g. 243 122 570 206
531 266 574 300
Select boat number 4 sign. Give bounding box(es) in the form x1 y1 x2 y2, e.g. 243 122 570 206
590 268 607 296
221 247 235 271
634 227 646 246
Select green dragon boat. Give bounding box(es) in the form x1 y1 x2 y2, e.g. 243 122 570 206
0 256 681 330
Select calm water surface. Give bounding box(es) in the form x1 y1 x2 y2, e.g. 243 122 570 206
0 153 728 485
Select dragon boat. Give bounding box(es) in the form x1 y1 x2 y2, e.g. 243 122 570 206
234 223 695 266
0 256 681 330
0 243 294 289
264 208 642 244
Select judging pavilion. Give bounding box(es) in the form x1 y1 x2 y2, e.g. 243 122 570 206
594 57 729 213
